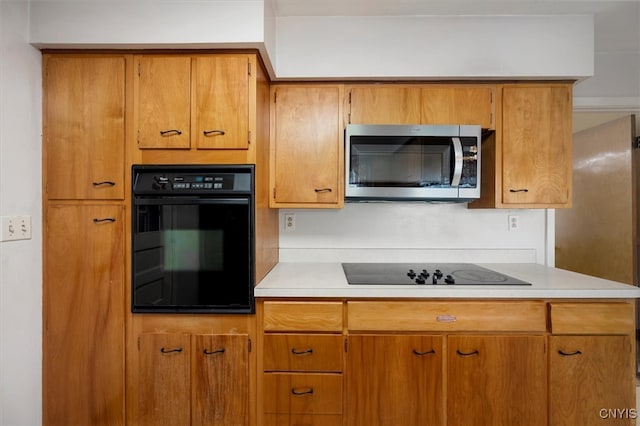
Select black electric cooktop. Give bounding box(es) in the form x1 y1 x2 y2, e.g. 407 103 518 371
342 263 531 286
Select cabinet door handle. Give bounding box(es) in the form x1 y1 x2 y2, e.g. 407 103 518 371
203 129 226 136
413 349 436 356
291 387 314 396
160 347 183 354
558 350 582 356
159 129 183 136
203 348 225 355
291 348 314 355
92 181 115 187
456 349 480 357
509 188 529 193
314 188 332 193
93 218 116 223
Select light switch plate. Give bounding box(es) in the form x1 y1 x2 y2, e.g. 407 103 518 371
1 216 32 242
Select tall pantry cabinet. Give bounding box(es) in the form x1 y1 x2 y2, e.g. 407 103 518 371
42 55 127 425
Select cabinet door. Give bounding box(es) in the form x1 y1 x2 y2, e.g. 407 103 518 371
44 56 125 199
272 86 342 206
347 335 444 426
195 56 250 150
136 333 191 426
501 85 572 205
136 56 191 149
43 204 125 425
549 335 635 426
192 334 249 426
447 335 547 426
421 87 494 129
348 86 421 124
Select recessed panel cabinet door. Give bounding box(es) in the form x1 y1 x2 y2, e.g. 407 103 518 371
549 335 635 426
43 204 125 425
422 87 494 129
136 56 191 149
447 335 547 426
44 56 125 199
348 86 421 124
346 335 444 426
272 86 342 206
195 56 250 150
502 85 572 206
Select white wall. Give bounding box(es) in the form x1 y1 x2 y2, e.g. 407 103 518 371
0 2 43 425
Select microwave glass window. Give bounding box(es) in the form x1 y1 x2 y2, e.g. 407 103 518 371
133 201 251 310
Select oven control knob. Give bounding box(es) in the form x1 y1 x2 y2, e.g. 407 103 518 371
434 269 443 279
407 269 416 279
420 269 430 279
445 275 455 285
415 276 426 285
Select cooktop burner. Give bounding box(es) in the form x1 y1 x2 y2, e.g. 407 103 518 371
342 263 531 286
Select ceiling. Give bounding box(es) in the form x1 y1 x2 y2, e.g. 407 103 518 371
272 0 640 52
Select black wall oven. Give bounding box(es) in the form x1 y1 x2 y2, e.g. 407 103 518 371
132 164 255 314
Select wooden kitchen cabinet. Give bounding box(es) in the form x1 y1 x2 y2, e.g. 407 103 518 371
270 85 344 208
447 335 547 426
43 204 125 425
346 334 444 426
259 301 345 426
135 54 251 150
472 83 573 208
43 55 126 200
134 332 250 426
347 85 495 129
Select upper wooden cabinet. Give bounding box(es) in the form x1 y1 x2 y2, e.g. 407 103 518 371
135 54 251 150
470 83 573 209
270 85 344 208
347 85 495 129
44 55 126 200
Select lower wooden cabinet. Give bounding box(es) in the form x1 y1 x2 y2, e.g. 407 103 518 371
549 335 635 426
134 332 249 426
447 335 547 426
346 334 444 426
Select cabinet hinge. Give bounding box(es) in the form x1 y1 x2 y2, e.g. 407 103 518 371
248 61 252 76
273 188 276 199
248 130 251 145
248 338 252 353
137 61 141 77
348 91 352 104
273 91 277 104
137 130 140 145
633 136 640 149
137 336 141 351
348 112 352 124
344 338 348 353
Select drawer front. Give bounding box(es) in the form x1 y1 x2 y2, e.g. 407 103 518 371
550 302 635 335
347 301 546 332
263 302 343 332
263 373 343 414
264 334 343 372
264 414 343 426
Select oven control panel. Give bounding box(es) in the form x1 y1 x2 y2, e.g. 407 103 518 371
132 165 254 195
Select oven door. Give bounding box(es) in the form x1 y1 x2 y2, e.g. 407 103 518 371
132 197 254 313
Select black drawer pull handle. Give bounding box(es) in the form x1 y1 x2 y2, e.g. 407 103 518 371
291 348 314 355
93 218 116 223
203 348 225 355
92 181 115 187
160 129 182 136
160 347 183 354
509 188 529 193
558 350 582 356
456 349 479 357
291 388 314 396
203 129 226 136
314 188 332 193
413 349 436 356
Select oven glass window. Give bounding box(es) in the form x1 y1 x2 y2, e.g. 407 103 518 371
132 200 252 312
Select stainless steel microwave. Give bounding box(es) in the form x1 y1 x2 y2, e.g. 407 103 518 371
345 124 481 202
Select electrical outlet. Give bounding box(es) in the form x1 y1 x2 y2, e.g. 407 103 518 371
284 213 296 231
508 215 519 231
1 215 32 242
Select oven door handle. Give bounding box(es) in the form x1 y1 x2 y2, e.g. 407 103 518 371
134 198 250 206
451 137 463 188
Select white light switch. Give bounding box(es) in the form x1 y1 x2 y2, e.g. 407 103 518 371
1 216 32 242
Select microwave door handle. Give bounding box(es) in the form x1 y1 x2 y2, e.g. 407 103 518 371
451 137 463 187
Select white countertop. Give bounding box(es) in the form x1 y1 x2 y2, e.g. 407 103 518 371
254 262 640 299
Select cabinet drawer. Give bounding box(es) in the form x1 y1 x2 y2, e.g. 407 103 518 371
348 301 546 332
264 373 343 414
264 334 343 372
549 302 635 335
263 302 343 332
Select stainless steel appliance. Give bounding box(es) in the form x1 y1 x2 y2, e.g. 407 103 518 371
131 164 255 313
345 124 481 202
342 263 531 286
